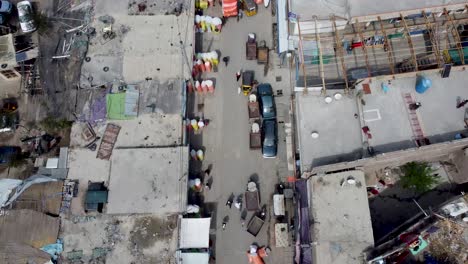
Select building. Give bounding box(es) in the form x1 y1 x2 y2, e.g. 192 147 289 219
0 33 39 96
59 0 194 262
284 0 468 90
307 170 374 264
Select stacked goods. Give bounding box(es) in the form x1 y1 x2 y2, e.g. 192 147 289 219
195 15 223 33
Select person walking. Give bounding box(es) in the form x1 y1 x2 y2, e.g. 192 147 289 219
457 99 468 108
222 56 230 66
236 71 241 81
409 102 421 110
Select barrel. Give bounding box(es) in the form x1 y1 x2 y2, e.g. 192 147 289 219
415 75 432 94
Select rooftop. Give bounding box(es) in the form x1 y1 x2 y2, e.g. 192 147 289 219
296 93 363 171
361 70 468 153
297 69 468 172
60 214 178 263
106 147 188 214
309 170 374 264
0 209 60 248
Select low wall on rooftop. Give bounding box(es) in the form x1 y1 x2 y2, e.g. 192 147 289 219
304 138 468 177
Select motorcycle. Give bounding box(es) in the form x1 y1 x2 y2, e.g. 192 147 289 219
226 193 234 208
234 194 243 210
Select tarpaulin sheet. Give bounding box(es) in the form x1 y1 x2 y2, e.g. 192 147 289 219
0 179 22 206
124 85 139 117
1 175 57 207
179 218 211 248
223 0 238 17
106 93 131 120
295 180 311 245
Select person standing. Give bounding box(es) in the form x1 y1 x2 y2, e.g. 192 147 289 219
236 71 241 81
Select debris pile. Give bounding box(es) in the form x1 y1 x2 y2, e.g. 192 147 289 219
426 219 468 263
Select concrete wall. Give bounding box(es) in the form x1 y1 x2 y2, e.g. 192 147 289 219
304 138 468 176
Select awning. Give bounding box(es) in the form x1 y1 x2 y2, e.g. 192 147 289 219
179 218 211 248
276 0 288 53
273 194 285 216
178 252 209 264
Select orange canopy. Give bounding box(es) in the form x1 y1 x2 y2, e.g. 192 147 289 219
223 0 238 17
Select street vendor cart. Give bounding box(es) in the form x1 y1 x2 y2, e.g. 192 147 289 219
242 0 257 16
242 70 255 96
246 33 257 60
245 181 260 211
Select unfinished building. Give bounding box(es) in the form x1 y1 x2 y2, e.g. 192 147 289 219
288 1 468 91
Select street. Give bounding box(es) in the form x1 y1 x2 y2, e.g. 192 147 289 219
187 3 294 263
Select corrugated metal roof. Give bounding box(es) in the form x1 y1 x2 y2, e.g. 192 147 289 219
0 209 60 248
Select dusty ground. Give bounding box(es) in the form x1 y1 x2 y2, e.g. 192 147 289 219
60 214 179 264
426 218 468 263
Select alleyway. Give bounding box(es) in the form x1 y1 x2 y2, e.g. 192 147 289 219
187 3 295 263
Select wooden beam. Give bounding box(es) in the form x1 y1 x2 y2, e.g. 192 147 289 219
400 14 418 71
297 17 308 94
355 19 371 77
303 16 468 41
332 17 349 92
377 16 395 75
314 16 326 94
444 8 465 65
422 11 442 67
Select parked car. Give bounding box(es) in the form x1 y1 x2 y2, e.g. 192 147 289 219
257 83 276 120
0 1 12 14
17 1 36 33
262 120 277 158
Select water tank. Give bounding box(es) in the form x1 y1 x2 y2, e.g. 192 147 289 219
415 75 432 94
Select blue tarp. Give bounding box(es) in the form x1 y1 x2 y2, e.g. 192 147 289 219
41 239 63 260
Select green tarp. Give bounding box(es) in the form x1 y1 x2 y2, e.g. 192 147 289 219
106 93 131 120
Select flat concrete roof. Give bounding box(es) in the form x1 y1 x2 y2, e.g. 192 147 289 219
296 93 363 171
290 0 467 21
106 147 188 214
67 148 111 215
80 0 193 88
309 171 374 264
361 70 468 153
61 214 179 263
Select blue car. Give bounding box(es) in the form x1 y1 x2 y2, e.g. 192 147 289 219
257 83 276 120
262 120 277 158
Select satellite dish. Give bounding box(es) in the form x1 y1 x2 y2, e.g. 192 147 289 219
334 93 342 100
311 131 319 139
347 176 356 185
324 96 332 104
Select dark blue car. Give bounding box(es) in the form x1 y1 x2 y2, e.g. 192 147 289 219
257 83 276 120
262 120 277 158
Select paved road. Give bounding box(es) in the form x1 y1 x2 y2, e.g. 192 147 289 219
189 5 294 264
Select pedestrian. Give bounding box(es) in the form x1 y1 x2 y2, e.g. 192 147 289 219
409 102 421 110
354 113 358 119
219 0 222 5
236 71 241 81
222 56 229 66
457 99 468 108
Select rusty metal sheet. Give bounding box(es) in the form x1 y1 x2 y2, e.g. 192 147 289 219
96 123 121 160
